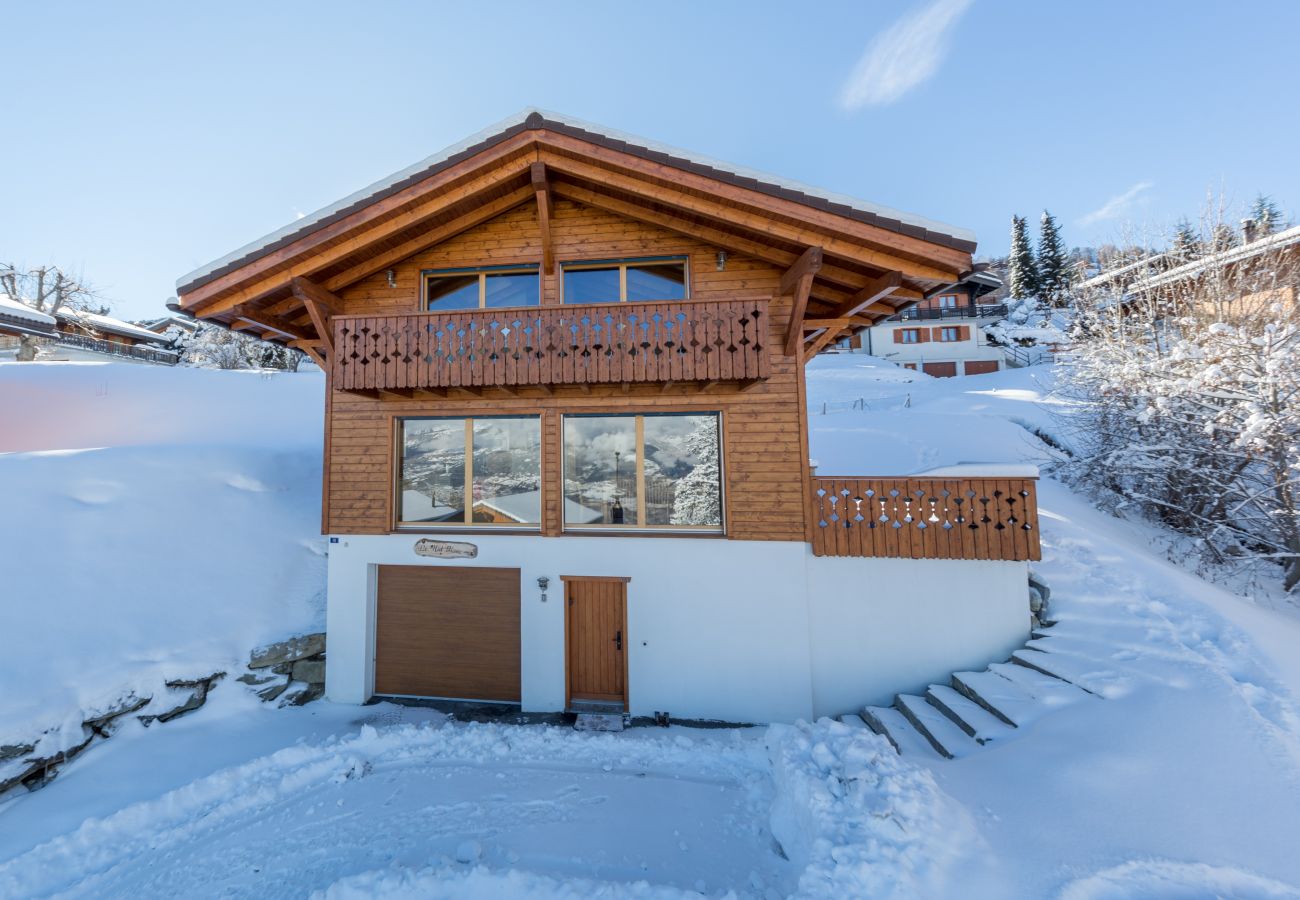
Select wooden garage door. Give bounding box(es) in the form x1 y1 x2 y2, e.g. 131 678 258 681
964 360 999 375
922 361 958 378
375 565 520 701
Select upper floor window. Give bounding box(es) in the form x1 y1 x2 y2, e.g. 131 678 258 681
397 416 542 527
900 329 921 344
562 412 721 531
936 294 960 309
939 326 961 342
562 257 689 304
424 265 540 311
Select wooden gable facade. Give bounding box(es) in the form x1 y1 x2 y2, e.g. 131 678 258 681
174 112 1031 556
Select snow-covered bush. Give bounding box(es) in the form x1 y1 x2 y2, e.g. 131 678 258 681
178 322 303 371
1065 223 1300 592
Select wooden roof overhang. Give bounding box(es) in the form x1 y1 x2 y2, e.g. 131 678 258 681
175 112 977 363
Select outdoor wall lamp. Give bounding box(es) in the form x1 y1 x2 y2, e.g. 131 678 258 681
716 250 727 271
386 269 397 288
537 576 550 602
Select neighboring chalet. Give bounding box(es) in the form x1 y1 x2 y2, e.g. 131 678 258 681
853 270 1007 376
1079 222 1300 321
0 296 179 364
174 110 1040 723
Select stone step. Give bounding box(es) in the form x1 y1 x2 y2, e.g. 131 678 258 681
988 662 1093 712
924 684 1017 745
860 706 941 760
951 669 1039 727
836 713 870 730
895 694 979 759
573 712 624 732
1011 649 1107 694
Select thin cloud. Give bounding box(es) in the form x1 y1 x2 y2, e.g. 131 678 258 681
1079 181 1155 226
839 0 974 110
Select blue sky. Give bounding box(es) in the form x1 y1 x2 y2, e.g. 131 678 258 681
2 0 1296 320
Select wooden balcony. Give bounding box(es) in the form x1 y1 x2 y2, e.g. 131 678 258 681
809 476 1041 561
331 299 770 394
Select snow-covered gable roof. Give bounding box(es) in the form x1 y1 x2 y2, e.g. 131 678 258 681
0 294 57 327
1134 223 1300 293
177 108 977 294
57 309 174 345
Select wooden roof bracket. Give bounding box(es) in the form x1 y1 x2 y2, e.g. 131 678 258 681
291 276 344 357
531 161 554 272
781 246 823 357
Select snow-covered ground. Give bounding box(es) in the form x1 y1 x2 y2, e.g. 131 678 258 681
2 357 1300 898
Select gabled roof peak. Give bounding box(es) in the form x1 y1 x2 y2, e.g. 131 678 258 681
176 108 975 295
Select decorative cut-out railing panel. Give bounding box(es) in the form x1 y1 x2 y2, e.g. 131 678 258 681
332 299 770 392
809 476 1041 561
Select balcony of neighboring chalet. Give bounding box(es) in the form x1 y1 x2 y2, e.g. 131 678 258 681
329 297 771 396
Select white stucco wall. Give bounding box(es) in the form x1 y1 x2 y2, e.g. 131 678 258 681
862 321 1004 369
805 557 1029 716
326 534 814 723
325 534 1030 724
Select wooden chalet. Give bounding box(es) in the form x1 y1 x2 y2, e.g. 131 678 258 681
176 110 1040 724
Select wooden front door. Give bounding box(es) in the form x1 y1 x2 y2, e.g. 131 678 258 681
564 576 628 709
374 565 521 702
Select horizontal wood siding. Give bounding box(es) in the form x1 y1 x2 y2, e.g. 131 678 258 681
809 476 1042 561
326 198 807 541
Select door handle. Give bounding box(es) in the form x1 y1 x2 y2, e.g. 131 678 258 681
615 630 622 651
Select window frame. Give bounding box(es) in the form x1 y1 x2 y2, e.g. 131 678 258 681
393 414 544 530
560 411 725 534
900 328 921 344
939 326 960 342
421 264 542 311
559 255 691 305
936 294 960 309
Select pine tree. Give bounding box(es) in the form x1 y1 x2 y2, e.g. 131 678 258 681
1037 210 1069 306
1249 194 1285 235
670 420 722 526
1171 219 1202 261
1007 215 1039 301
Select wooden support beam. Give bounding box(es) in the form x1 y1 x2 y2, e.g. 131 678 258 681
779 246 823 296
535 384 553 396
578 383 592 395
291 276 345 355
454 386 483 398
738 378 763 391
781 247 822 357
531 161 554 272
660 380 676 394
300 345 326 369
803 326 845 362
231 311 309 342
496 384 518 397
802 317 853 332
829 271 902 319
699 380 718 391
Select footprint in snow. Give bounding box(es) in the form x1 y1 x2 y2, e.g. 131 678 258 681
68 479 123 505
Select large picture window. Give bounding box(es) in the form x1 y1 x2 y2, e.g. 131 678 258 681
424 265 540 311
562 413 722 531
561 257 688 304
397 416 542 527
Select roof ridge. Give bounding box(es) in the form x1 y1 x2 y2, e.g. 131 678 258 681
176 109 976 294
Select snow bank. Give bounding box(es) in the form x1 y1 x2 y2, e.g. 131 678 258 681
766 719 985 899
0 361 323 452
0 363 325 749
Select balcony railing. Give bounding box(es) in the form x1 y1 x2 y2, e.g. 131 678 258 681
809 475 1041 561
52 333 179 365
893 303 1008 322
332 299 771 393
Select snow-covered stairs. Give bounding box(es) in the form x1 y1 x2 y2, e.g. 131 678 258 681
849 647 1096 759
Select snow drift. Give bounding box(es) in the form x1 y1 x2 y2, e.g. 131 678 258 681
0 362 326 749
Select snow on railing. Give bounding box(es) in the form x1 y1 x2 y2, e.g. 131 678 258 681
809 473 1041 561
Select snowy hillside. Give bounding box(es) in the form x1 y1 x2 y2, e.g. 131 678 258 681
0 363 327 753
2 357 1300 898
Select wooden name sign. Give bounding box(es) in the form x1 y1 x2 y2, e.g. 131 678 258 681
413 539 478 559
